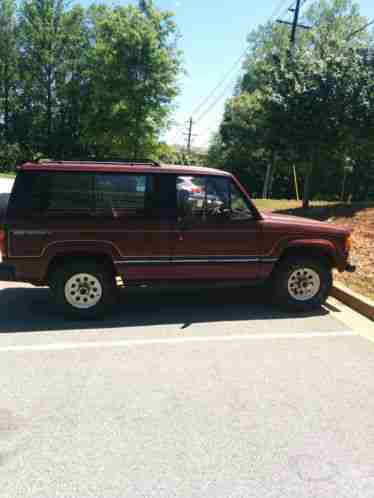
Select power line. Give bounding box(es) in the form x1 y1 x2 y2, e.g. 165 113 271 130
195 73 238 124
180 0 301 147
190 54 247 118
189 0 291 119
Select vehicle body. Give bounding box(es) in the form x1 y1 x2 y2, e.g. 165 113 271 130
0 161 355 317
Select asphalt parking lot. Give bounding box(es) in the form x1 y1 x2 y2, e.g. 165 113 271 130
1 282 374 498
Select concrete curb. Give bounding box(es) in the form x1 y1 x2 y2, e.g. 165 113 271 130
331 282 374 322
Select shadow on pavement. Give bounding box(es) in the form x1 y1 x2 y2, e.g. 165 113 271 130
0 284 330 334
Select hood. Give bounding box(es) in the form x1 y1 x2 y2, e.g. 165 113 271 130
261 212 350 236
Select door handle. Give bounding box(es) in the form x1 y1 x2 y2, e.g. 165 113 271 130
177 217 188 241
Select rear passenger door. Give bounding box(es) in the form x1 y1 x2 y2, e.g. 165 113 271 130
7 171 177 282
93 172 176 281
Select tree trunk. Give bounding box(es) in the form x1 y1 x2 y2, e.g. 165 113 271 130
47 65 53 156
262 152 275 199
262 163 272 198
303 163 314 209
268 163 275 198
340 168 348 202
4 63 9 141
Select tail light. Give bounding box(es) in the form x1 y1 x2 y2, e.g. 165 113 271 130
0 229 6 259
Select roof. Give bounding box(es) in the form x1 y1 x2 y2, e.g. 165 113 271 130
19 161 231 177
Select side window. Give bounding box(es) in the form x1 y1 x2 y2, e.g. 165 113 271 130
230 181 253 220
95 173 152 218
176 175 253 221
47 173 93 215
177 175 230 218
8 171 93 216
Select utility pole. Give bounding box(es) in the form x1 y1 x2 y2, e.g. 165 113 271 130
277 0 311 49
183 117 197 154
274 0 311 202
290 0 303 48
186 117 193 152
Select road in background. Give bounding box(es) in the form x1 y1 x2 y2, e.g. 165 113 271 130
0 178 14 193
0 179 13 218
1 284 374 497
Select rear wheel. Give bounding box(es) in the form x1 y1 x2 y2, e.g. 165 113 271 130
273 256 332 311
50 261 117 318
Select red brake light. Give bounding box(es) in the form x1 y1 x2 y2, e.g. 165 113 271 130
0 230 6 258
191 186 201 193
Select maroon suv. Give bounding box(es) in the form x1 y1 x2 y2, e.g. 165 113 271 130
0 161 355 318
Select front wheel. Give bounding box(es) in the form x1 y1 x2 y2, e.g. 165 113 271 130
273 256 332 311
50 261 117 319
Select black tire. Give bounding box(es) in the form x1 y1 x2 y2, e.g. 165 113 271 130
49 260 118 319
273 256 332 312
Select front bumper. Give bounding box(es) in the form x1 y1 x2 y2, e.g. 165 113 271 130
0 263 15 281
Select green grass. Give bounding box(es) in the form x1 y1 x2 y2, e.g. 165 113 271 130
0 172 16 179
252 199 336 211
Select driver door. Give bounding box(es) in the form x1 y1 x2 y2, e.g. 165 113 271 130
171 175 263 280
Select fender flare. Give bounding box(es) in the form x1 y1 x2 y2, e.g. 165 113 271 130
41 241 121 281
279 238 339 266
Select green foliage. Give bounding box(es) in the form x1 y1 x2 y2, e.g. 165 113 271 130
0 142 40 171
157 143 207 165
0 0 182 163
0 0 17 141
84 1 182 158
210 0 374 203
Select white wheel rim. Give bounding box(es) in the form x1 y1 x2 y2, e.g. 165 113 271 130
287 267 321 302
64 273 103 310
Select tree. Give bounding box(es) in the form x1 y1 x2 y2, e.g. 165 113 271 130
266 44 374 206
53 5 91 157
84 0 182 159
18 0 68 152
0 0 17 141
211 0 374 204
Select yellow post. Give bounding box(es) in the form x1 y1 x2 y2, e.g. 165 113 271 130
293 165 300 201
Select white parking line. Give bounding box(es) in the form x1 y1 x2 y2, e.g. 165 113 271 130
0 330 356 353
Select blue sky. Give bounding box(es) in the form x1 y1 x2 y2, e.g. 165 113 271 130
80 0 374 149
155 0 374 150
161 0 295 148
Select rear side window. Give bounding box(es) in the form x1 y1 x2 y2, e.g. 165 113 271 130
94 173 177 219
95 173 151 217
8 171 93 217
8 170 178 220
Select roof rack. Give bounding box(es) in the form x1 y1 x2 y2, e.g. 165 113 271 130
37 158 161 167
